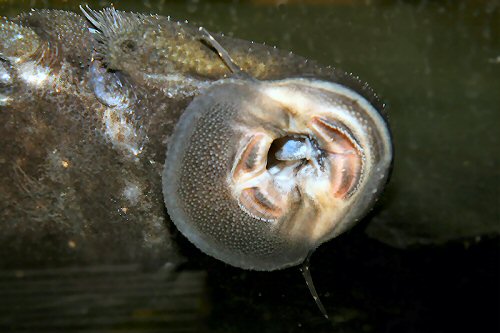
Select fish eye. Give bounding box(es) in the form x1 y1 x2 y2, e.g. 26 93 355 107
120 39 137 53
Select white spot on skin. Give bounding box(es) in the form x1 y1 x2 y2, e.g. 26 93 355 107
18 62 52 87
103 107 144 156
123 181 141 206
0 70 11 85
0 95 11 106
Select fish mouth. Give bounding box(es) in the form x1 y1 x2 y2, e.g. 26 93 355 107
229 87 366 244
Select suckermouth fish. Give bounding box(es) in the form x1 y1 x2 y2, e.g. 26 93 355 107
0 6 393 318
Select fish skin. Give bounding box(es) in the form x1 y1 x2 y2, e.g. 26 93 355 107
0 8 379 268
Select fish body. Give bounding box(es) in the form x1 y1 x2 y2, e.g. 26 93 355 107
0 8 389 268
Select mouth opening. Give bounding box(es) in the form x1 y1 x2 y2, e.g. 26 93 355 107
266 135 320 171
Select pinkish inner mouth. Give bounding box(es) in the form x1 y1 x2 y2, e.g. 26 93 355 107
231 117 364 223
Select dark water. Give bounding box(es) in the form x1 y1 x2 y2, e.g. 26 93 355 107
0 0 498 332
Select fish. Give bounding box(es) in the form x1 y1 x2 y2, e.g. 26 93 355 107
0 7 393 317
